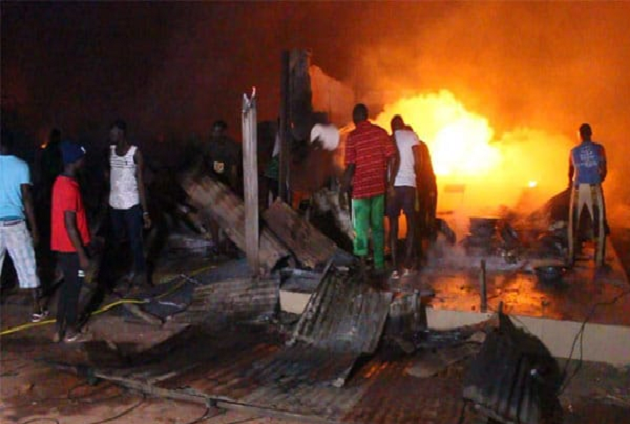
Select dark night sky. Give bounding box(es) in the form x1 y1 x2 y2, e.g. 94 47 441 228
2 2 630 161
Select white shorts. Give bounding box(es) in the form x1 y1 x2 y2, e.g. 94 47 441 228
0 220 40 289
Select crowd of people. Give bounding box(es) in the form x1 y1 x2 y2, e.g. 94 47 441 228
0 106 608 343
0 118 245 343
342 103 437 279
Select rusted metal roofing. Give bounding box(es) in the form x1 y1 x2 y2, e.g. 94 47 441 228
290 270 392 354
169 273 280 324
89 329 472 424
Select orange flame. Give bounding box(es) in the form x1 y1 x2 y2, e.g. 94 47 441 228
374 90 573 217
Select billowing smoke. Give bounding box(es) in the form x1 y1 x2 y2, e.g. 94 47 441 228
2 2 629 226
345 2 630 225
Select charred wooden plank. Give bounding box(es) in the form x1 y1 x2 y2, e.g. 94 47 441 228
180 173 290 275
263 199 337 269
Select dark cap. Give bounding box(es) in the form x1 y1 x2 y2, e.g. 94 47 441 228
60 140 86 165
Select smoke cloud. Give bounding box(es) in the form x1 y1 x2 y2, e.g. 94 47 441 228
2 2 629 224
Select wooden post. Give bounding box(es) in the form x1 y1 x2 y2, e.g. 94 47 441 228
279 50 290 202
479 259 487 313
242 89 259 275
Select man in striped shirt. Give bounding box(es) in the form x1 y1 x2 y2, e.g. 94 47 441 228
342 104 397 274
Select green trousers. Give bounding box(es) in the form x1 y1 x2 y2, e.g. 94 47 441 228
352 194 385 270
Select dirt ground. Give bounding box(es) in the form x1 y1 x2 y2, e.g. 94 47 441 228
2 295 630 424
0 303 303 424
2 228 630 423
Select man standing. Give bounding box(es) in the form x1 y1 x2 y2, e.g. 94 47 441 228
342 104 397 275
204 120 242 255
0 128 46 322
567 123 607 267
106 120 151 288
51 140 90 342
387 115 419 277
205 120 241 193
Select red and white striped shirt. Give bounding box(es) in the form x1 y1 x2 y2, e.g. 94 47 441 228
344 121 395 199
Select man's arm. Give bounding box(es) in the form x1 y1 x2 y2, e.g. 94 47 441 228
342 133 356 195
412 144 421 180
388 138 400 195
568 153 575 188
387 154 398 197
103 146 111 181
600 145 607 182
342 164 355 194
134 149 151 228
384 133 398 195
21 184 39 247
64 211 89 270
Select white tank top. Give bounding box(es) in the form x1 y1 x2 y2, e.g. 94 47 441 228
109 145 140 210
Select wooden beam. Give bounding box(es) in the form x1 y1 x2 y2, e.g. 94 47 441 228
180 173 289 275
242 91 259 275
279 50 290 202
263 199 336 269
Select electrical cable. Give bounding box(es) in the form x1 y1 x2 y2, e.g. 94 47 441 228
0 266 212 337
558 287 630 395
221 417 261 424
85 394 145 424
20 419 60 424
479 286 630 396
0 298 146 337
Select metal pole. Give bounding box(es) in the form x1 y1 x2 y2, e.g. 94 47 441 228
479 259 487 313
242 89 259 275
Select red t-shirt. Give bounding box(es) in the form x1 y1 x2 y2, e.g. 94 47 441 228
344 121 396 199
51 175 91 252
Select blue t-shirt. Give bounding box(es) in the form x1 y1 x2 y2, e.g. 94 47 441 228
570 141 605 186
0 155 31 220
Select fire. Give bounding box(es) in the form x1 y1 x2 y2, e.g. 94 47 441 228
376 90 500 178
374 90 573 216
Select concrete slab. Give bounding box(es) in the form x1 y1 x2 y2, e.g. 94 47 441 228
418 239 630 326
418 239 630 366
424 307 630 367
280 290 311 314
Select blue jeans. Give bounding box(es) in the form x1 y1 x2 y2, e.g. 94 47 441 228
110 204 145 275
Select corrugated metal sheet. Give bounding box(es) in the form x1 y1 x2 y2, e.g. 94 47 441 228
169 275 280 324
290 270 392 354
463 313 562 424
91 330 473 424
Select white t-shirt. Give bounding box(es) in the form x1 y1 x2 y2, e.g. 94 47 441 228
310 123 340 151
393 129 419 187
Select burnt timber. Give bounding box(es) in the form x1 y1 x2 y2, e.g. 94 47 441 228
264 199 338 270
180 172 290 274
